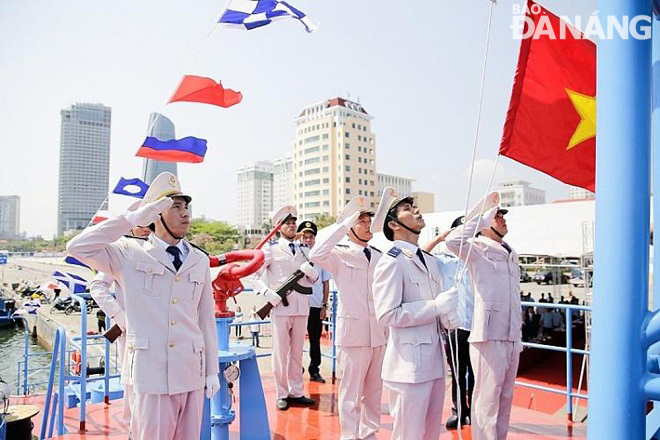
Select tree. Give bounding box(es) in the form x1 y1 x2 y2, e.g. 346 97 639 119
314 214 336 229
188 219 240 254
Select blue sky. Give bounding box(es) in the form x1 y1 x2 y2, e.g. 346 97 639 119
0 0 595 238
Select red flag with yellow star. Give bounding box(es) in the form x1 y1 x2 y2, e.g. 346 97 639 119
500 0 595 192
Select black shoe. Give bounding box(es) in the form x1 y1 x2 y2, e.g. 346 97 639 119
287 396 315 406
276 398 289 410
461 415 471 426
310 373 326 383
445 414 459 430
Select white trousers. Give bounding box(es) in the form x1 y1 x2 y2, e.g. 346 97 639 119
271 314 307 399
384 377 445 440
470 340 521 440
117 335 132 428
130 388 204 440
338 345 385 440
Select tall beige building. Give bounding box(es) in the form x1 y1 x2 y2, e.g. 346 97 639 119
293 97 377 220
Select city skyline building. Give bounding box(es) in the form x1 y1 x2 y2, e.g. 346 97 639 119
568 185 595 200
0 196 20 239
272 155 293 211
236 160 274 230
292 97 377 220
377 172 414 198
494 180 546 207
142 112 177 185
57 103 111 236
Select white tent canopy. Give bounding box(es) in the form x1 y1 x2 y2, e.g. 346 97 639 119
371 200 597 258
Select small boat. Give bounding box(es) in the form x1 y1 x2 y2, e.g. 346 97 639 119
0 296 16 328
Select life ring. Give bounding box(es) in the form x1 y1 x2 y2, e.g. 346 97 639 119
70 350 81 375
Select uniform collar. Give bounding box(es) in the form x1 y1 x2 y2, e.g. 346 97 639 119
394 239 419 254
278 236 295 247
345 238 368 253
477 234 510 253
151 233 187 254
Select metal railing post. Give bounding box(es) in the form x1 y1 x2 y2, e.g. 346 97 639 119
71 294 87 431
104 315 110 404
331 289 337 384
566 308 573 422
57 327 66 436
40 327 64 440
11 314 30 395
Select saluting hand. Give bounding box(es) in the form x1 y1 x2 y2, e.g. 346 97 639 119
339 210 361 229
125 197 174 227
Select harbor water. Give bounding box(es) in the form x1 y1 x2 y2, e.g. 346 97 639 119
0 322 51 394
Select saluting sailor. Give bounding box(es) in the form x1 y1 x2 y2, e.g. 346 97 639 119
67 172 220 440
371 187 460 440
252 205 319 411
309 195 387 440
88 200 152 431
445 192 522 440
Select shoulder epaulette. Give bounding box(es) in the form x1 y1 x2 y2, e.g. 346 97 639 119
268 238 278 245
123 235 147 241
370 245 382 253
335 244 349 248
387 246 402 258
189 242 209 256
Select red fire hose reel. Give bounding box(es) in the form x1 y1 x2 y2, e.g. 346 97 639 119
209 250 265 318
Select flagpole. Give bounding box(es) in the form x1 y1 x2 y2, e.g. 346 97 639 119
455 0 498 283
86 195 109 228
448 1 498 437
589 0 651 438
207 0 232 37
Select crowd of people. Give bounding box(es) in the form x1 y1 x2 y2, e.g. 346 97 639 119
520 291 583 342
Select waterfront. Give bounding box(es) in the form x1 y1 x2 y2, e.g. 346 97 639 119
0 323 51 394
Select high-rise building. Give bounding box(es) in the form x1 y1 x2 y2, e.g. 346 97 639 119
237 161 274 230
494 180 546 207
272 155 293 210
293 97 377 220
377 173 414 198
0 196 20 239
568 186 595 200
142 113 177 185
57 103 111 236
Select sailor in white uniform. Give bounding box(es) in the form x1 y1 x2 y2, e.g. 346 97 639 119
309 196 387 440
67 172 220 440
371 187 460 440
445 192 522 440
252 205 319 411
88 201 151 430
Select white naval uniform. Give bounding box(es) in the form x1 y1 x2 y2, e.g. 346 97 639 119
372 240 454 440
260 237 315 400
446 214 522 440
309 223 387 440
66 216 219 440
89 269 133 428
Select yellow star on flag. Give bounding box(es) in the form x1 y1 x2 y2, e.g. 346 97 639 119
566 89 596 150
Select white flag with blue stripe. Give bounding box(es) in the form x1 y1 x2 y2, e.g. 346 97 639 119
219 0 317 33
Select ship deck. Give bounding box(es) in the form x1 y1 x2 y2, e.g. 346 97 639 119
14 371 586 439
